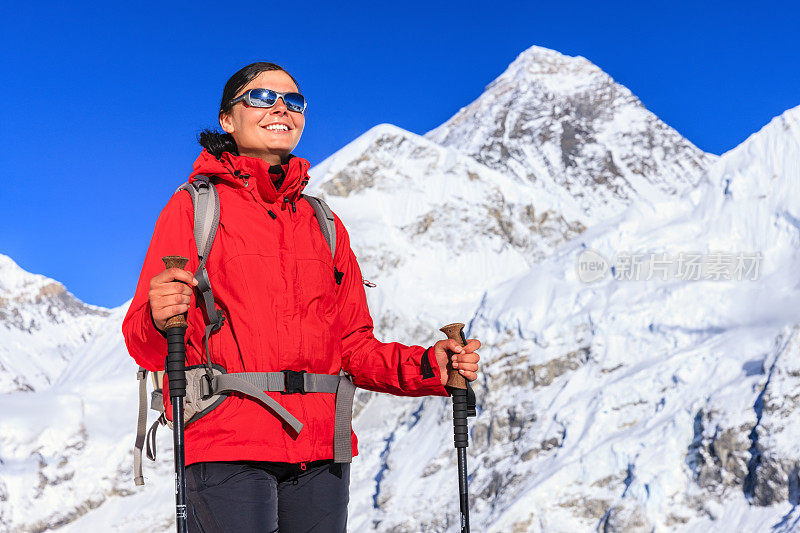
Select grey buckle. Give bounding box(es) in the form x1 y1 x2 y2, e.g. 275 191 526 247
200 372 214 399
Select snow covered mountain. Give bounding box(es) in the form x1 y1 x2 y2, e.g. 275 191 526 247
303 45 713 346
305 47 799 530
1 44 798 532
444 105 800 532
305 123 583 346
427 45 715 223
0 255 109 393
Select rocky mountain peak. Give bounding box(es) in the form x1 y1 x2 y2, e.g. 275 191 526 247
0 254 108 332
427 45 717 223
0 253 110 394
489 45 608 94
0 253 48 298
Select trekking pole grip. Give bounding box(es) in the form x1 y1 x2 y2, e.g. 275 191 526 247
161 255 188 400
162 256 189 330
440 323 470 449
440 323 468 390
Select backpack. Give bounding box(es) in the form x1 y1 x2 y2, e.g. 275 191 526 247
133 176 356 486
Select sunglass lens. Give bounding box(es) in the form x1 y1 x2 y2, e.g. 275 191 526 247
249 88 278 108
283 93 306 113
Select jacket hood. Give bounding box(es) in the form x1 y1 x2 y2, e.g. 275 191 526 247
189 149 311 204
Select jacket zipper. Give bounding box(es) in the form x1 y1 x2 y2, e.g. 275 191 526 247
283 194 309 440
243 186 286 370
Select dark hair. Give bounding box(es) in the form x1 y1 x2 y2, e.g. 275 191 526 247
198 62 301 158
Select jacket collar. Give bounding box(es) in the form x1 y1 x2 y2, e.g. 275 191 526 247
189 149 311 204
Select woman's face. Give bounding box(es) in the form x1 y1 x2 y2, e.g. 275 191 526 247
219 70 305 165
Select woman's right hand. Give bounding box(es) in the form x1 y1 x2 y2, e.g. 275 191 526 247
149 268 198 332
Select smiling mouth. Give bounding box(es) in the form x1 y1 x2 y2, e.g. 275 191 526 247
263 124 291 133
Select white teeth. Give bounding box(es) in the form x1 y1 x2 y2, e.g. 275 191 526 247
265 124 289 131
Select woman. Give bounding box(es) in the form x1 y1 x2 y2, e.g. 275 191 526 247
122 62 481 532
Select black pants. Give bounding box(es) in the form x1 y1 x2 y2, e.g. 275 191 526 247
186 460 350 533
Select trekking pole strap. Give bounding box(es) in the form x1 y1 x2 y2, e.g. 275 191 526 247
466 382 476 418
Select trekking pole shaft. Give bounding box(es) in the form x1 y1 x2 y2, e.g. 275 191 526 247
440 323 471 533
452 388 470 533
163 256 189 533
166 327 188 533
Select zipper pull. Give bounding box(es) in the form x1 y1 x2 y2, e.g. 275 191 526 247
300 462 307 471
234 170 249 187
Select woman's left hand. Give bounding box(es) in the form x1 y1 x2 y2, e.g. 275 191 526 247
433 338 481 386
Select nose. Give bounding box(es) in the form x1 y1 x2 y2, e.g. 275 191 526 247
270 97 289 114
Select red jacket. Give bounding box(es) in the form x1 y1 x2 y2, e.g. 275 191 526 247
122 150 448 465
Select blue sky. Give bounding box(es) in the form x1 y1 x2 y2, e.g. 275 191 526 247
1 0 797 307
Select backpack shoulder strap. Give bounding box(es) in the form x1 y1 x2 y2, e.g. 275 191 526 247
176 177 225 366
302 194 336 258
176 175 219 270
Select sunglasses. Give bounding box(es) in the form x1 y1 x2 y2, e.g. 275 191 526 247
229 88 307 114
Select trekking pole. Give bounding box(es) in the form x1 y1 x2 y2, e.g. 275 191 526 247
440 322 474 533
162 255 189 533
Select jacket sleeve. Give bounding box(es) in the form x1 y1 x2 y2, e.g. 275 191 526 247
122 192 198 372
334 215 449 397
